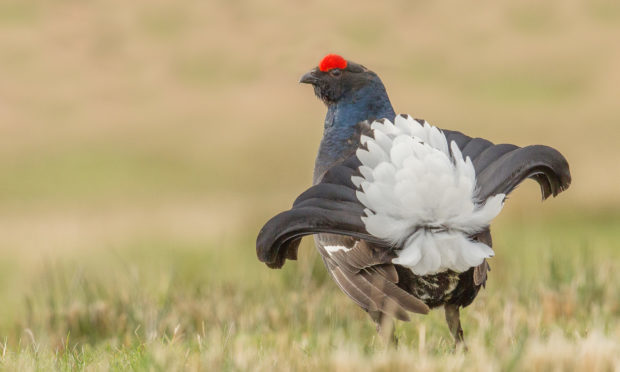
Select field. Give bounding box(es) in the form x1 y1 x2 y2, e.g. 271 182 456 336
1 0 619 370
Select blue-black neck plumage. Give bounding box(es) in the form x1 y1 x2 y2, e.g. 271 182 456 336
313 80 395 183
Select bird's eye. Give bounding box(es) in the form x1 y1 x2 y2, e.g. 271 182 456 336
329 69 342 77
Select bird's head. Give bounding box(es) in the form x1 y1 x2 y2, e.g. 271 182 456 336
299 54 384 106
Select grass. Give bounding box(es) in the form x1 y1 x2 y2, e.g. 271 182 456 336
0 215 619 371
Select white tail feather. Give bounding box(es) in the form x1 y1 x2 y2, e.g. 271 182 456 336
355 115 504 275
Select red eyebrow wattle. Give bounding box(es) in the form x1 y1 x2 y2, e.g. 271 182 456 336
319 54 347 72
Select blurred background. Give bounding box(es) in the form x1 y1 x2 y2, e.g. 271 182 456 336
0 0 619 368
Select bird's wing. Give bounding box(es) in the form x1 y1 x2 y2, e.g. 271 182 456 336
256 152 431 318
316 235 430 319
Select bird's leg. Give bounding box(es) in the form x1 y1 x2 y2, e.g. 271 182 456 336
444 304 467 350
368 310 398 346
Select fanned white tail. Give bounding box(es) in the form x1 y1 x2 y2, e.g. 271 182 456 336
352 115 505 275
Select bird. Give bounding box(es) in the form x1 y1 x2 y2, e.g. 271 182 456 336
256 54 571 346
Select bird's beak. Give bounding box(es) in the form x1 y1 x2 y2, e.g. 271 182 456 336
299 68 319 85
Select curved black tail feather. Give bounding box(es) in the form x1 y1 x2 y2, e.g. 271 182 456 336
257 128 571 269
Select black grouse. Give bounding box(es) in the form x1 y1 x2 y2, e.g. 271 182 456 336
256 54 571 346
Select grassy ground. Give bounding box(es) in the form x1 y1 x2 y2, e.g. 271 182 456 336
0 0 619 370
1 214 619 370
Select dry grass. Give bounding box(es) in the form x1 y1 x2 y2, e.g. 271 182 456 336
0 0 619 370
